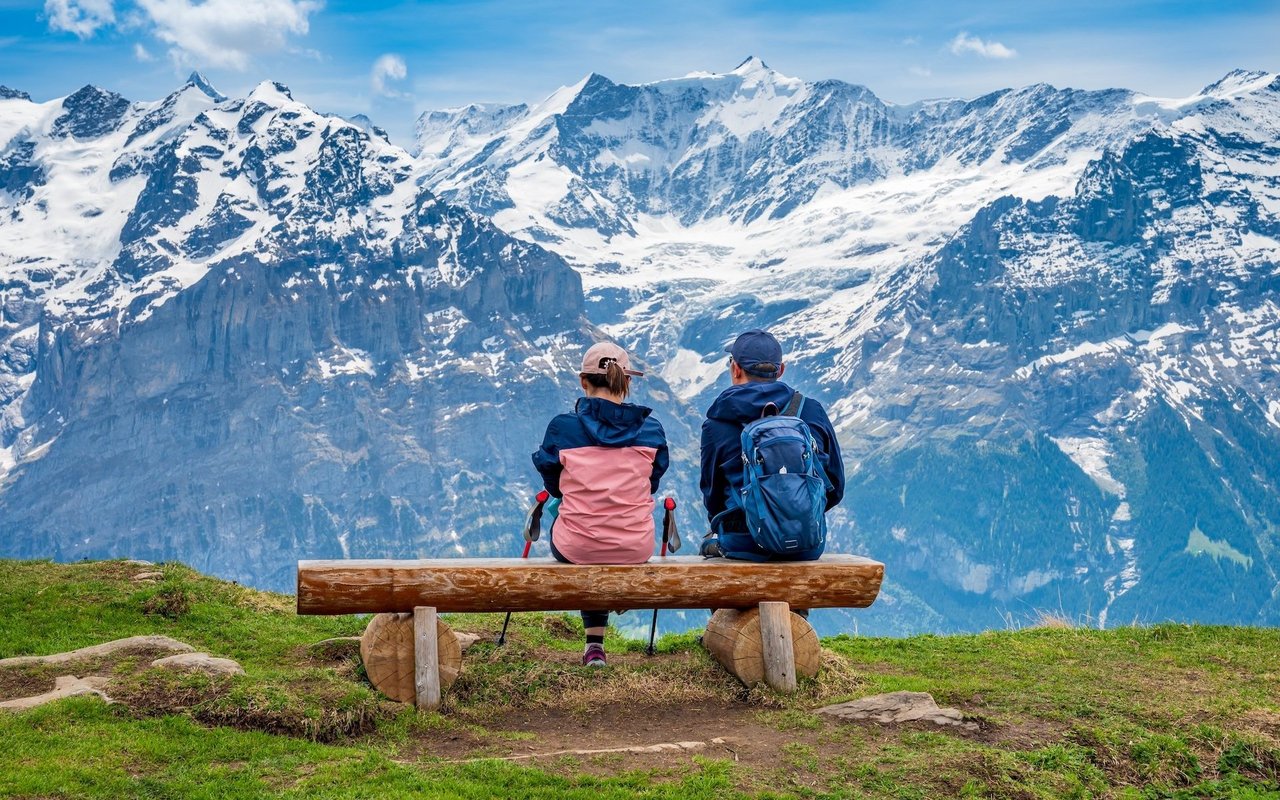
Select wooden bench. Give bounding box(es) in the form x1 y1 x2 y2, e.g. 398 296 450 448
296 555 884 710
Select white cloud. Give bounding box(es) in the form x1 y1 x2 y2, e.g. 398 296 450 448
137 0 323 70
45 0 116 38
901 36 920 46
908 65 932 78
371 53 408 97
46 0 322 70
948 32 1017 59
133 41 153 61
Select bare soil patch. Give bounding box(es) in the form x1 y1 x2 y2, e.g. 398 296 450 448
0 667 56 701
402 700 826 773
399 696 1046 787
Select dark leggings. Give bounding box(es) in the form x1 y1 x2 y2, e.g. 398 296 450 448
549 534 609 629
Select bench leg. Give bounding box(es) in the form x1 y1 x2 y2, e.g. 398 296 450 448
414 606 441 711
759 601 797 693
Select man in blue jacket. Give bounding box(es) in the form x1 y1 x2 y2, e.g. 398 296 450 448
699 329 845 561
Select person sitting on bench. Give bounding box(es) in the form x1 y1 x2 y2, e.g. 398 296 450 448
532 342 669 667
699 329 845 569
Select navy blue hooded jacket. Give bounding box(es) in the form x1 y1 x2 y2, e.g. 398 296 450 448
700 380 844 528
533 397 669 498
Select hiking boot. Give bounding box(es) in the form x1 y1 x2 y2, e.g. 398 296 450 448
699 533 724 558
582 643 607 667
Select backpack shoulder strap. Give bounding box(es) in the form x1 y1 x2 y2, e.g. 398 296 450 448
782 391 804 417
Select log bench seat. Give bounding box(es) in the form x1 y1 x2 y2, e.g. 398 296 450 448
296 555 884 710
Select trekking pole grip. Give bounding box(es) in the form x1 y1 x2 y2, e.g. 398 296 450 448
662 496 681 554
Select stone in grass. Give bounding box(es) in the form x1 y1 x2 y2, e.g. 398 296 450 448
816 691 979 731
150 653 245 676
308 636 362 660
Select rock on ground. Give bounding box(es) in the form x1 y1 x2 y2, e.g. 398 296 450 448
307 636 362 660
150 653 245 676
816 691 978 731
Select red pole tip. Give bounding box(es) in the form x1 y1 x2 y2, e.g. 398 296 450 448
536 490 550 502
663 497 676 511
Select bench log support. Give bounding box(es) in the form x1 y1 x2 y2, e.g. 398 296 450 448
414 606 441 711
703 606 819 691
759 601 797 692
360 612 462 705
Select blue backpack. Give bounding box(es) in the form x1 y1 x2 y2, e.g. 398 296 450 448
717 392 831 558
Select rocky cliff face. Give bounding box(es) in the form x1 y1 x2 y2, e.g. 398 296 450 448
813 77 1279 632
0 74 698 591
415 63 1280 634
3 63 1278 635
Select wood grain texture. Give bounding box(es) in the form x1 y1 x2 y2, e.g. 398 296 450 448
759 601 797 692
703 608 819 688
414 606 441 711
360 612 461 703
297 555 884 615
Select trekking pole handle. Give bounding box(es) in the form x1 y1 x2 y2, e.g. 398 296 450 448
660 497 677 557
532 491 550 550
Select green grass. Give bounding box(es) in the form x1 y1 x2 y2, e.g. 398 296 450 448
825 625 1280 726
2 559 1280 799
1 698 747 799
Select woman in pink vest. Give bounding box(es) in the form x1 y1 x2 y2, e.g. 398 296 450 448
532 342 669 666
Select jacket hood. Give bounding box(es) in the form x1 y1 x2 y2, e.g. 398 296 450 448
706 381 796 424
574 396 654 446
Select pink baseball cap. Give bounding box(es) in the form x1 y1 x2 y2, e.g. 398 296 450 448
580 342 644 377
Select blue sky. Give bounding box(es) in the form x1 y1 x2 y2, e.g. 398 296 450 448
2 0 1277 145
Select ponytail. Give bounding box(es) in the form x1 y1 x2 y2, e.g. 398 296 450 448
580 358 631 400
604 359 628 398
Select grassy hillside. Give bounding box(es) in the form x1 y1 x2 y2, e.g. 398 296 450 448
1 559 1278 799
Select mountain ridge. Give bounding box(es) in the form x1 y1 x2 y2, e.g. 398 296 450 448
409 61 1280 633
2 62 1278 634
0 74 701 593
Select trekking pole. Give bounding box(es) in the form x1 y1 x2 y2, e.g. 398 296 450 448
499 490 549 646
646 497 679 656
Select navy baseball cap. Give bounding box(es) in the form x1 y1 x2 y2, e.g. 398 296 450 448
727 329 783 377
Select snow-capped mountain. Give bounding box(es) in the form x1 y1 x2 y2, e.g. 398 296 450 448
415 60 1268 400
415 61 1280 632
420 57 1156 230
0 73 698 591
2 60 1277 635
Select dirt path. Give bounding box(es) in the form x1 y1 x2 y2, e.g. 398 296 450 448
402 700 830 780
